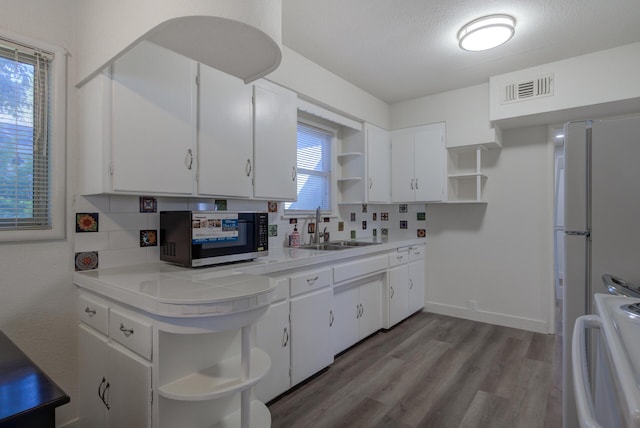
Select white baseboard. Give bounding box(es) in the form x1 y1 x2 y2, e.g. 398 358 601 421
424 301 550 334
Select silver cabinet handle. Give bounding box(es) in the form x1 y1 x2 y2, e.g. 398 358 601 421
369 177 373 190
409 279 414 290
185 149 193 170
246 159 252 176
329 309 334 327
84 307 96 317
410 178 415 190
119 323 134 337
361 303 364 318
282 327 289 347
306 276 319 285
292 166 297 181
390 286 395 299
103 382 110 410
415 178 419 189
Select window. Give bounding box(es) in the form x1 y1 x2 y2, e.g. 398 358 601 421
285 122 333 213
0 35 65 241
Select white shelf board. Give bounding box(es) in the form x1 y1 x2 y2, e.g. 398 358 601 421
213 400 271 428
445 200 487 204
447 173 487 179
159 348 270 401
337 152 363 158
337 177 363 182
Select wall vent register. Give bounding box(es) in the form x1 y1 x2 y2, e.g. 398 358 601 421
502 74 554 104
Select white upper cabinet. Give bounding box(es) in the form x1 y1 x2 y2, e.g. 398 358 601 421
366 124 391 203
252 81 298 201
338 122 391 204
391 122 445 203
197 63 253 198
111 40 197 195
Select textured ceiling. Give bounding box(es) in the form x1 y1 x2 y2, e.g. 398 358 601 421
282 0 640 104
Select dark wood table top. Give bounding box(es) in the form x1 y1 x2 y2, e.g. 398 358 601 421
0 330 70 424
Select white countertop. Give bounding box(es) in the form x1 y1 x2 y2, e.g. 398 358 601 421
73 237 426 318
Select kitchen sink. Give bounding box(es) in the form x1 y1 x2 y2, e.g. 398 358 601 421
299 240 380 251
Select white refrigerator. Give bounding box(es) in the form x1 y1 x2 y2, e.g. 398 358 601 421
563 116 640 428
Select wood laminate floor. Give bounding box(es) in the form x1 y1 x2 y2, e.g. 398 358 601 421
269 312 562 428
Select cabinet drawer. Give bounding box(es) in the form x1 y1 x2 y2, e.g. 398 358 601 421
409 245 425 262
78 295 109 335
109 308 153 360
290 268 332 297
333 255 388 284
389 250 409 267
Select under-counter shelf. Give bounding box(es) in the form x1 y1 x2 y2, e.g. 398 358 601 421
212 400 271 428
337 177 363 182
158 348 270 401
337 152 363 159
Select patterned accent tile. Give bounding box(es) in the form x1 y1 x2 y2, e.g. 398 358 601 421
399 204 408 213
362 221 367 230
417 212 426 221
268 225 278 237
400 220 408 229
75 251 99 271
381 228 389 237
140 230 158 247
350 230 356 239
139 196 157 213
350 213 356 222
338 222 344 231
372 213 377 221
323 217 331 223
417 229 426 237
308 223 315 234
289 218 298 224
268 201 278 213
362 204 368 213
373 229 377 238
381 212 389 221
214 199 227 210
76 213 99 233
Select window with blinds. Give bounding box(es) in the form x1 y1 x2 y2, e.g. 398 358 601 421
0 38 52 231
285 122 333 213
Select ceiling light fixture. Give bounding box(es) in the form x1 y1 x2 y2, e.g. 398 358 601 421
458 14 515 52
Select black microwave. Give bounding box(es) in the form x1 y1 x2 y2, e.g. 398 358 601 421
160 211 269 267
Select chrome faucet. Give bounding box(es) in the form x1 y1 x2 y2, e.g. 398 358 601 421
314 206 321 244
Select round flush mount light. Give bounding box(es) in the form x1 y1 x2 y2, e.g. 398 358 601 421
458 14 515 51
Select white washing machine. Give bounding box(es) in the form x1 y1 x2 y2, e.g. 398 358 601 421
573 294 640 428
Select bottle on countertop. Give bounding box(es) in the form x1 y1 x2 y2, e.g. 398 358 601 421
290 225 300 247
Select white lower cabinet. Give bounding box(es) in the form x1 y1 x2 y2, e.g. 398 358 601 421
79 324 152 428
333 277 383 355
290 287 334 386
408 245 426 314
255 299 290 403
386 245 426 328
77 292 271 428
388 263 410 328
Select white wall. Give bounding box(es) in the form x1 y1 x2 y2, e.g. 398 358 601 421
267 46 390 130
0 0 78 426
390 85 556 333
490 42 640 128
423 126 555 332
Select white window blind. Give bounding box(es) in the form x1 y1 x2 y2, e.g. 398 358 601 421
0 37 52 231
285 123 332 212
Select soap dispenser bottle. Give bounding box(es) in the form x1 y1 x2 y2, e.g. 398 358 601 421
290 225 300 247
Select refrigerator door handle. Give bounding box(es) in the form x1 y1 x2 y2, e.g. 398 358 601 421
565 230 591 237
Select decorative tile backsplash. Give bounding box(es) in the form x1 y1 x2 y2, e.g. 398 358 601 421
73 194 428 270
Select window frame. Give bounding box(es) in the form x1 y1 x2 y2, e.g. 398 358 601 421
284 116 338 217
0 31 66 242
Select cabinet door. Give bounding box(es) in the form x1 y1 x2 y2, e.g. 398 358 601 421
408 257 426 314
111 40 196 195
253 84 297 200
290 288 334 386
388 265 409 327
197 64 253 198
107 343 152 428
414 124 445 202
359 278 382 339
78 325 108 427
391 133 415 202
255 300 291 402
366 124 391 203
332 286 359 355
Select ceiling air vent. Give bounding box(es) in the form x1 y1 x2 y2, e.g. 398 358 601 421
502 74 554 104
